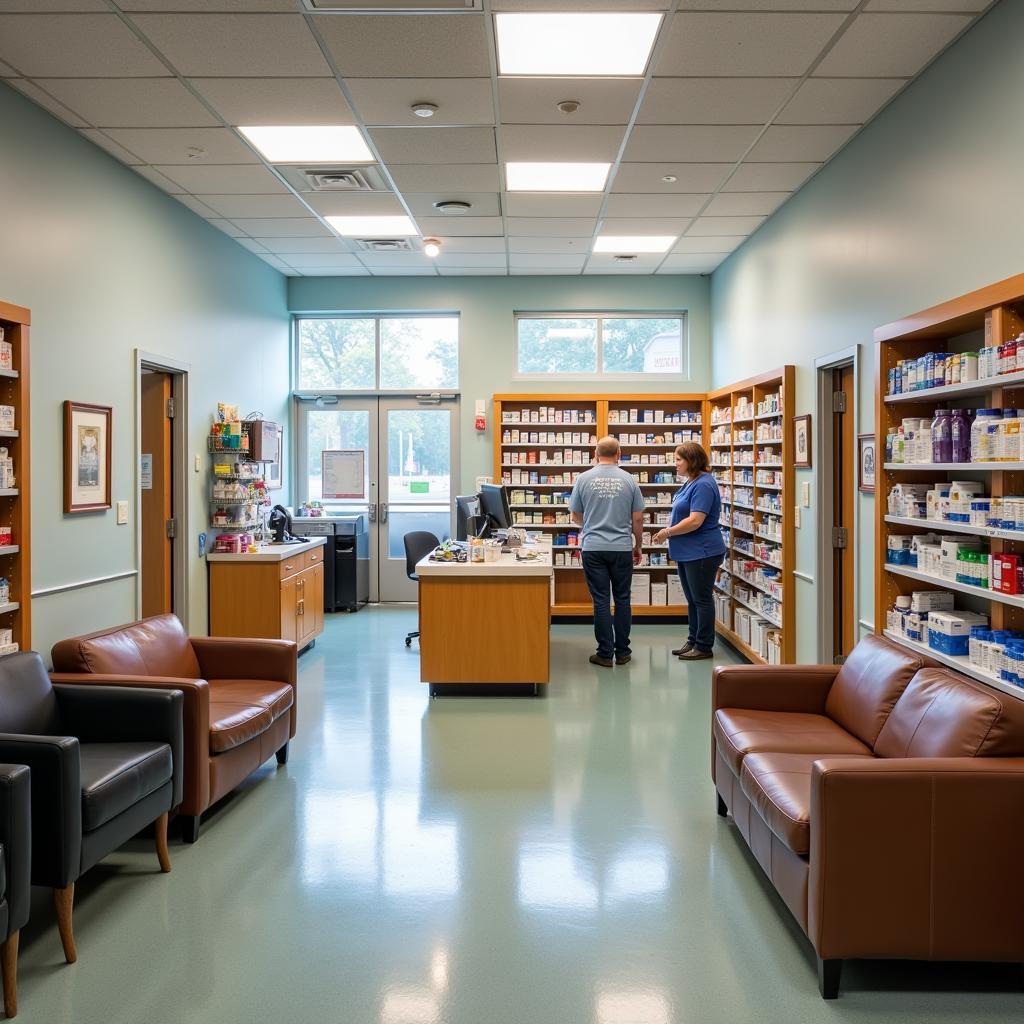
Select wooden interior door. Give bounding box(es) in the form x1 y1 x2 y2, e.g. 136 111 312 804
832 365 856 660
140 371 172 618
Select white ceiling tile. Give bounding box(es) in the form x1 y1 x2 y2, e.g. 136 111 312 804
370 127 496 165
672 235 746 254
390 164 499 192
815 13 972 77
498 78 643 125
433 237 507 254
0 15 167 77
438 267 508 276
657 254 726 273
132 165 187 194
503 194 603 218
583 265 656 275
703 192 789 217
689 216 764 235
346 79 494 127
604 194 709 217
296 267 369 276
130 14 330 77
79 129 145 165
0 1 109 10
613 163 732 193
624 125 761 163
508 237 591 254
502 125 626 162
39 78 219 129
232 237 270 254
746 124 858 162
303 192 406 217
656 12 847 77
255 237 351 254
0 60 16 76
357 251 434 267
510 268 580 276
509 254 587 269
508 217 596 237
6 79 88 127
155 163 287 193
677 0 857 8
191 78 353 126
366 267 438 276
104 127 259 164
415 216 504 237
587 253 665 270
639 78 798 126
194 194 309 218
121 1 298 9
777 78 905 125
173 194 218 217
404 193 500 217
229 218 331 237
280 253 363 269
865 0 989 10
724 162 820 191
256 253 292 271
206 218 247 238
599 217 692 235
314 14 490 78
493 0 669 8
434 252 507 268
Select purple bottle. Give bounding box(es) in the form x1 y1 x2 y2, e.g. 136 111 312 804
951 408 970 463
931 409 952 464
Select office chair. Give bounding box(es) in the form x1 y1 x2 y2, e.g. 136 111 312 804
404 531 440 647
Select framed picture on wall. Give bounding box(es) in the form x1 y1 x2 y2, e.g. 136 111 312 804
63 401 112 513
858 432 877 493
266 423 284 491
793 414 812 468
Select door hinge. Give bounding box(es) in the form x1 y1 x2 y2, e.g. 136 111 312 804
166 397 175 418
832 391 847 414
165 518 177 539
832 526 848 549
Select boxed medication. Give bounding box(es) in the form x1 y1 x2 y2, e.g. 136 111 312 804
630 574 651 606
910 589 954 612
991 552 1022 594
667 574 684 606
886 534 914 564
650 582 668 606
926 484 951 521
927 610 989 657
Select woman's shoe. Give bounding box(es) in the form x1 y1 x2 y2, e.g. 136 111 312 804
671 641 695 656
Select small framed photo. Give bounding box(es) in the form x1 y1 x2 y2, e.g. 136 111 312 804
793 414 812 468
64 401 112 514
266 423 284 491
858 432 877 493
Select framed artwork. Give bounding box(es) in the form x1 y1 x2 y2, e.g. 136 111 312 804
793 414 812 468
266 423 284 491
63 401 112 513
858 432 877 493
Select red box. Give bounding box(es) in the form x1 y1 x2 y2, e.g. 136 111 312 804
992 553 1020 594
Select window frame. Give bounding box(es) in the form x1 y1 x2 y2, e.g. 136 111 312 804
292 312 461 396
513 310 689 382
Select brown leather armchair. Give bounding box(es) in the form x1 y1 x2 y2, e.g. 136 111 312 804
712 635 1024 998
51 614 297 842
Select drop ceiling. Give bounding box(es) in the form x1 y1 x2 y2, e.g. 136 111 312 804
0 0 994 277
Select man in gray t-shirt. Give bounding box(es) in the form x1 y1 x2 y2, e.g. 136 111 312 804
569 437 644 668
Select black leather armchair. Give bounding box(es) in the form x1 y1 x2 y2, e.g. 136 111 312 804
0 764 30 1018
0 652 183 965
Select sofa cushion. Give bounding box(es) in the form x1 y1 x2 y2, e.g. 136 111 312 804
875 668 1002 757
79 742 173 831
740 751 872 855
209 702 274 754
825 634 924 747
208 679 293 723
714 708 871 777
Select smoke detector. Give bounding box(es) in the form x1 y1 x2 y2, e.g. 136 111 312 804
556 100 581 115
433 200 472 214
411 103 438 119
353 238 415 252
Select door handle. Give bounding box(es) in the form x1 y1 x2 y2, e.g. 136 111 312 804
380 502 388 524
368 502 377 523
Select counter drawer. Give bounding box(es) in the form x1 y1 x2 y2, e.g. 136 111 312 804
305 546 323 568
279 555 304 579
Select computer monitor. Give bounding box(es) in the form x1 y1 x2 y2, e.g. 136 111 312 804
455 494 480 541
478 483 512 536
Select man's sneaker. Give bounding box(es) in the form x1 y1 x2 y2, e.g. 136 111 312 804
671 641 694 656
589 654 614 668
615 654 631 665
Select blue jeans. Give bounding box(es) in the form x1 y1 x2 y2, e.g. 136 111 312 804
582 550 634 659
677 553 725 653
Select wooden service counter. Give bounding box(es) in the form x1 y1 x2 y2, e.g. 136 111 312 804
208 538 326 651
416 546 552 693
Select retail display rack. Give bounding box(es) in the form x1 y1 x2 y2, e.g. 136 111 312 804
208 413 270 548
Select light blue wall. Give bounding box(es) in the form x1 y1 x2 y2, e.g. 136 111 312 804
289 275 711 492
710 1 1019 662
0 82 290 658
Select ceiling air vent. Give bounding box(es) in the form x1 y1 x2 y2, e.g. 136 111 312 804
354 238 415 252
306 169 373 192
303 1 481 11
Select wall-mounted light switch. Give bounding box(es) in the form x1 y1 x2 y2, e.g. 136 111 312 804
801 482 811 507
194 454 201 472
794 506 801 529
116 501 129 525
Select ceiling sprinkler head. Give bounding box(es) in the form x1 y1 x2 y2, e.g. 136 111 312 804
556 99 581 115
185 146 207 161
412 103 438 118
661 174 677 183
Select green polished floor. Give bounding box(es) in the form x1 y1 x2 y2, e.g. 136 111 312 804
16 608 1023 1022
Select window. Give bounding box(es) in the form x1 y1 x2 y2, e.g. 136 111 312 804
296 315 459 391
515 313 686 379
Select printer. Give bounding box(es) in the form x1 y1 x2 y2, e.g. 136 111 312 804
289 512 369 613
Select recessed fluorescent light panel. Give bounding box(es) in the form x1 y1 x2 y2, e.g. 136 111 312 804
506 162 611 192
326 215 417 236
593 236 676 254
238 125 373 163
495 13 662 76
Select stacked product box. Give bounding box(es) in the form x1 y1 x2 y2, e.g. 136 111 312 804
928 610 990 656
713 590 732 629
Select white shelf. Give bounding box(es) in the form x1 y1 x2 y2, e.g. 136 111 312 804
884 514 1024 542
755 482 783 491
732 416 754 424
882 630 1024 702
502 443 593 448
733 593 782 628
732 544 781 570
755 411 783 420
731 571 783 604
757 506 783 517
730 522 754 536
756 530 782 543
0 602 19 614
0 370 18 380
502 463 590 469
608 421 700 428
884 563 1024 609
513 523 576 529
0 546 19 556
0 489 17 497
884 370 1024 404
884 462 1024 471
0 431 18 438
501 421 596 428
724 500 755 511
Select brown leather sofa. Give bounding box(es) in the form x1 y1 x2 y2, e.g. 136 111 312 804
50 614 297 842
712 634 1024 999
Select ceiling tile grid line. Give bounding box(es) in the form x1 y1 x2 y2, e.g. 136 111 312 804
481 0 514 272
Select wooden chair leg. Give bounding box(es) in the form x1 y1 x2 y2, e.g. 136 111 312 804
1 930 18 1018
53 886 77 964
155 812 171 873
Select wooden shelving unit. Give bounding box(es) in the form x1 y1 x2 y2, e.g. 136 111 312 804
707 367 795 664
493 393 704 617
875 272 1024 700
0 300 30 653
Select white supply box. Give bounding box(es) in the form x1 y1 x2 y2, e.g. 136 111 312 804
910 589 954 612
650 582 668 606
630 573 651 606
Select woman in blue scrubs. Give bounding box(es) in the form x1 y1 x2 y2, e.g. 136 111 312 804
653 441 726 661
